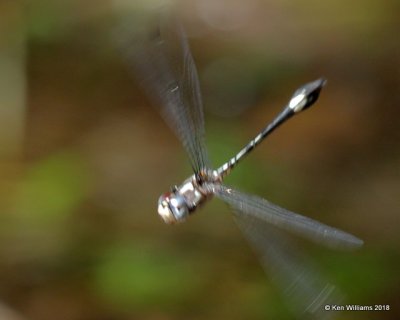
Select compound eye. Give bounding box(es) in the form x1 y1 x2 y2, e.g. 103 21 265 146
168 193 189 221
157 192 177 224
157 192 189 224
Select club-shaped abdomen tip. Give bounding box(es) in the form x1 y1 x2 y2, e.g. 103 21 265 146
289 77 327 113
317 78 327 90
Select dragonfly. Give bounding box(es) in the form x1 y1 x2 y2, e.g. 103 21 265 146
124 16 363 318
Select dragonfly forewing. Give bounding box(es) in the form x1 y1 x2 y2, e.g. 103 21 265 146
119 16 210 173
211 184 363 250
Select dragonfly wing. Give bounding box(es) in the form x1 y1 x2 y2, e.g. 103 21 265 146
211 184 363 250
118 15 210 173
234 212 341 319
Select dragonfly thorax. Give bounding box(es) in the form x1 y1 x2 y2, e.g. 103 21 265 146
157 171 219 224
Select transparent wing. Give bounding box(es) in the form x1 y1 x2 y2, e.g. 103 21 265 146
117 16 210 173
211 184 363 250
234 212 341 319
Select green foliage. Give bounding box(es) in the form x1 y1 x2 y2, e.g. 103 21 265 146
92 242 202 311
12 152 89 224
26 0 73 41
321 249 399 301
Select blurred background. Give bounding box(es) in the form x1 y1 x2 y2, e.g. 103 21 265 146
0 0 399 319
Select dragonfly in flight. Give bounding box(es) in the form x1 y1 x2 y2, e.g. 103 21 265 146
123 16 363 318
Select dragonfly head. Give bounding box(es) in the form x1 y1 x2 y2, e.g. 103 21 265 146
157 191 189 224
